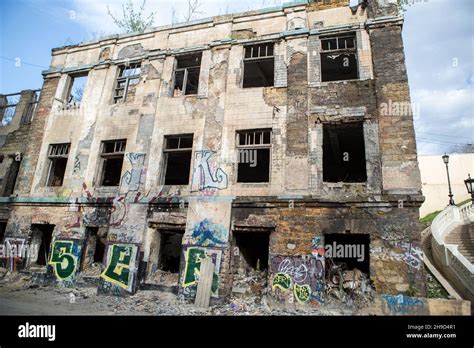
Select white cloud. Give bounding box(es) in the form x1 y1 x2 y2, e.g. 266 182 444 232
70 0 285 35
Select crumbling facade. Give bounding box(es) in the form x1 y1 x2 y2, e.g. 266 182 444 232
0 0 427 309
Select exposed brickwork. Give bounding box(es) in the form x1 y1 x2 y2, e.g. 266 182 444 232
0 0 428 307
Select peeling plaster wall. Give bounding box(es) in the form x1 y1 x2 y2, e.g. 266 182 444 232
2 1 426 302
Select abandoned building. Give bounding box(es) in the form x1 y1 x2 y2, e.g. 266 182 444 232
0 0 430 309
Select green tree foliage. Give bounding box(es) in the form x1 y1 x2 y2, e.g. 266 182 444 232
108 0 155 33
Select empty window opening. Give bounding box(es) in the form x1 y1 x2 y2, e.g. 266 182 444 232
20 90 41 125
243 43 275 88
163 134 193 185
81 227 107 271
113 63 141 103
321 34 358 82
32 224 54 266
46 143 70 187
66 72 88 104
324 233 370 274
3 157 20 196
234 231 270 271
237 129 271 183
173 53 202 97
99 139 126 186
158 230 184 273
0 93 20 126
323 122 366 183
0 221 6 243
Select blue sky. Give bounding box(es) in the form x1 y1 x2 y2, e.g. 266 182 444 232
0 0 473 155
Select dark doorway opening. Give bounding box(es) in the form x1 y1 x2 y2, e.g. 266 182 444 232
0 220 6 242
32 224 54 266
158 230 184 273
234 231 270 270
324 233 370 274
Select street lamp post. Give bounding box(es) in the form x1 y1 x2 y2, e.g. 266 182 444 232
464 173 474 202
442 154 455 206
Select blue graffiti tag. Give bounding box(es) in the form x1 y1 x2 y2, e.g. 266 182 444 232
191 219 228 247
381 294 424 315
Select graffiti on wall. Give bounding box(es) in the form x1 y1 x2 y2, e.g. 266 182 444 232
190 150 228 192
381 294 426 315
190 218 228 247
371 241 423 270
181 246 222 298
83 207 110 226
121 153 146 192
49 239 82 282
270 251 325 305
100 243 138 293
184 201 231 248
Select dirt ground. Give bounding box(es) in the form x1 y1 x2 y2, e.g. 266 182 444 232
0 270 353 316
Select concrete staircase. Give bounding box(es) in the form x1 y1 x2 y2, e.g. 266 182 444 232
445 223 474 264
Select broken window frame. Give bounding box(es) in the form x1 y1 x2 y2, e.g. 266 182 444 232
320 33 359 82
98 139 127 187
242 43 275 88
162 134 194 185
46 143 70 187
66 71 88 104
20 90 41 125
236 129 272 183
0 93 21 127
113 62 141 103
172 53 202 97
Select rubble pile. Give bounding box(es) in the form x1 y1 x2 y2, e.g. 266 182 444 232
324 266 375 309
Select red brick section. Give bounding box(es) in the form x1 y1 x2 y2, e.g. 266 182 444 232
15 76 60 195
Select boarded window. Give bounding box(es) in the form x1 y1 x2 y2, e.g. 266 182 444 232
320 34 358 82
243 43 275 88
173 53 202 97
113 63 141 103
163 135 193 185
323 122 367 183
99 140 126 186
237 129 271 183
46 143 70 187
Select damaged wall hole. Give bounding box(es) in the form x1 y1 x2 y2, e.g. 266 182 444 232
157 229 184 273
31 224 54 266
233 230 270 271
324 233 370 275
81 227 107 270
322 122 367 183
